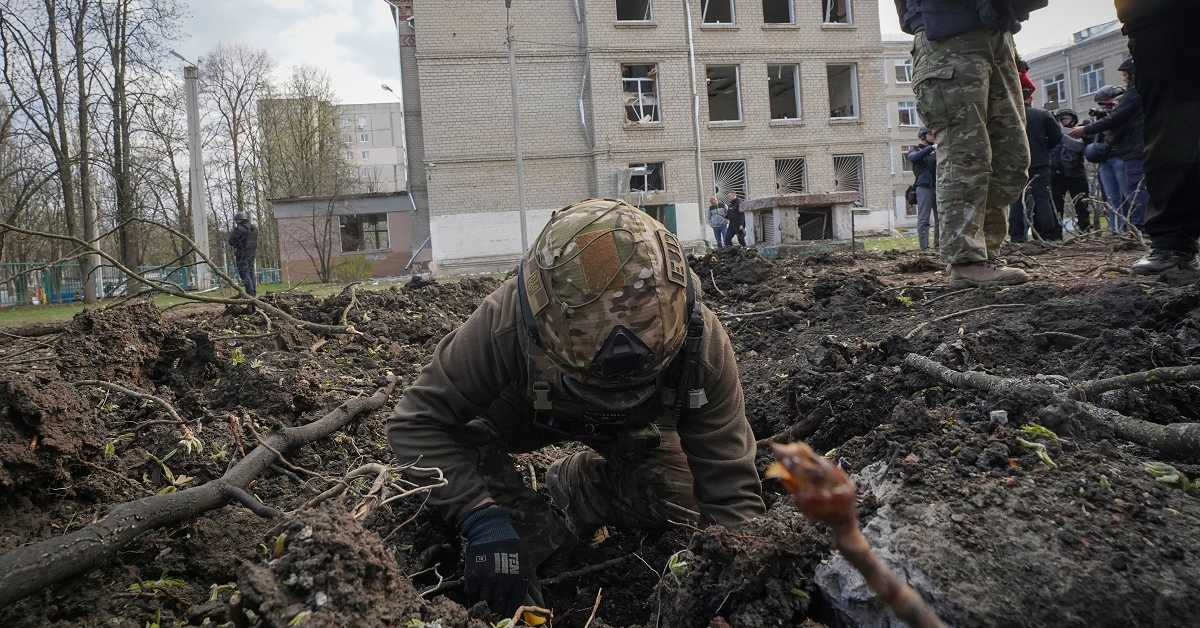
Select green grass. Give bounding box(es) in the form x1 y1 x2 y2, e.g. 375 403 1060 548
0 281 331 328
863 233 920 252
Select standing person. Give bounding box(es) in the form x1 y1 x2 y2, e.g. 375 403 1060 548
1009 86 1062 241
907 128 938 250
386 199 766 617
895 0 1045 288
722 193 746 247
1114 0 1200 274
227 213 258 297
1071 64 1145 230
1050 109 1091 231
708 196 728 248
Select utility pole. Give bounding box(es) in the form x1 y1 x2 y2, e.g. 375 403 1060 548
180 59 211 290
505 0 529 253
682 0 708 249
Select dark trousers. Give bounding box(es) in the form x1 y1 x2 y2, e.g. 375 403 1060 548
723 223 746 247
916 185 938 249
1009 167 1060 241
1131 11 1200 254
1052 175 1091 231
236 261 257 296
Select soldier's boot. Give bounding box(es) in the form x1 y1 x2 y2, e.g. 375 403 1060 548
544 452 606 542
948 261 1029 288
1131 249 1200 275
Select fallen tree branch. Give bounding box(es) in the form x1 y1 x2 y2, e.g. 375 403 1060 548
904 303 1029 339
339 282 362 327
708 270 727 299
904 354 1200 458
75 380 187 427
0 375 397 607
1070 365 1200 401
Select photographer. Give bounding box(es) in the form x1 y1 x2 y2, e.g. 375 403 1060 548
1051 109 1091 230
1071 59 1146 230
907 128 937 250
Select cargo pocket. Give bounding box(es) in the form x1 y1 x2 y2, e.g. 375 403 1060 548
912 65 955 133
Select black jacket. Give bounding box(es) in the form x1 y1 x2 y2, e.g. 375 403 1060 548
1024 106 1062 170
228 221 258 265
724 198 745 227
907 144 937 188
896 0 1047 40
1050 133 1087 179
1083 85 1145 161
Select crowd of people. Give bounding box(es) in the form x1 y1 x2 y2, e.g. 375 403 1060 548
898 0 1199 285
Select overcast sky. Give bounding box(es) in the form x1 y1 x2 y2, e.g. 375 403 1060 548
175 1 1120 106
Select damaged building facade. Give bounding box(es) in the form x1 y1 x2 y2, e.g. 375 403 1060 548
406 0 889 273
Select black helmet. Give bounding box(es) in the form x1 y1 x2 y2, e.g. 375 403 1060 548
1055 109 1079 125
233 212 249 223
917 127 931 141
1094 85 1125 105
1118 57 1134 74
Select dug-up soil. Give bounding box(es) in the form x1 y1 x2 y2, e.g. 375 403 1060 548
1 236 1199 627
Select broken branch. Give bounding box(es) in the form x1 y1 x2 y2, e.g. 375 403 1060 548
1070 365 1200 401
0 375 397 607
905 303 1029 339
903 353 1200 458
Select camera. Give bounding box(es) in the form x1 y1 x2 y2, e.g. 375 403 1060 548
1087 107 1110 120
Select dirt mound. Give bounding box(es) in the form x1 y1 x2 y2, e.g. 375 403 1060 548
53 301 167 385
235 508 479 627
0 375 94 491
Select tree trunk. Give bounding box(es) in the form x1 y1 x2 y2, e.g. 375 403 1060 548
73 0 98 304
0 376 396 607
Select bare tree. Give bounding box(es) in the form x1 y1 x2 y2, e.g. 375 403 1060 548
258 66 355 282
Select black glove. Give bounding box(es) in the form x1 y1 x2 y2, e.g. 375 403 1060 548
461 505 528 616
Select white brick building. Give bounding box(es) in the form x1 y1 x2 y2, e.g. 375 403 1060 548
408 0 893 273
336 102 408 195
1025 21 1129 117
881 35 921 229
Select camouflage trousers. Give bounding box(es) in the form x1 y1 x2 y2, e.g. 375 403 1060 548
912 28 1031 264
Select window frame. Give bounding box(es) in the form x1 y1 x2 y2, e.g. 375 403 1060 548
762 0 794 25
705 64 743 123
893 58 913 84
361 150 369 159
356 115 368 130
897 100 919 127
774 157 807 194
1042 72 1067 108
821 0 853 24
767 63 802 121
629 162 666 193
621 63 662 124
339 213 390 253
359 132 369 144
1079 62 1104 97
826 63 860 120
700 0 735 25
899 145 914 172
832 153 866 207
712 159 748 200
615 0 654 22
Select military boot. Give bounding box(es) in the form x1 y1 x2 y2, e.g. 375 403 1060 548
1131 249 1199 275
948 261 1029 288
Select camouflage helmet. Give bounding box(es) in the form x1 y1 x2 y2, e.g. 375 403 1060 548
519 198 693 395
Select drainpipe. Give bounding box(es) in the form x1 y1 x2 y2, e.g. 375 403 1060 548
682 0 707 248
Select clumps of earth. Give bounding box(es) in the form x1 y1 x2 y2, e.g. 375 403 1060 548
1 237 1199 627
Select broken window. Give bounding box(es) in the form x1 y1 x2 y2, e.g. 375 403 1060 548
629 162 665 192
616 0 653 21
775 157 807 194
622 64 660 124
706 65 741 122
763 0 793 24
768 64 800 120
826 63 859 118
340 213 390 253
701 0 734 24
898 101 919 127
713 159 747 200
821 0 852 24
900 146 914 172
894 59 913 84
833 154 865 207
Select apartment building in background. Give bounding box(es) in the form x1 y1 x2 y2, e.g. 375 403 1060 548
881 35 920 228
1025 21 1129 117
336 102 409 194
404 0 891 273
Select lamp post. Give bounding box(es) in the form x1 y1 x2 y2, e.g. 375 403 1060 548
170 49 211 290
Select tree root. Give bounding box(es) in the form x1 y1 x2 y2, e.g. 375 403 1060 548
904 354 1200 458
0 375 397 607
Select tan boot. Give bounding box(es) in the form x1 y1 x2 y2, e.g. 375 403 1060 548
948 261 1029 288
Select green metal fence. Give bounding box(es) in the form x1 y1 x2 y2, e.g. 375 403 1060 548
0 262 281 307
